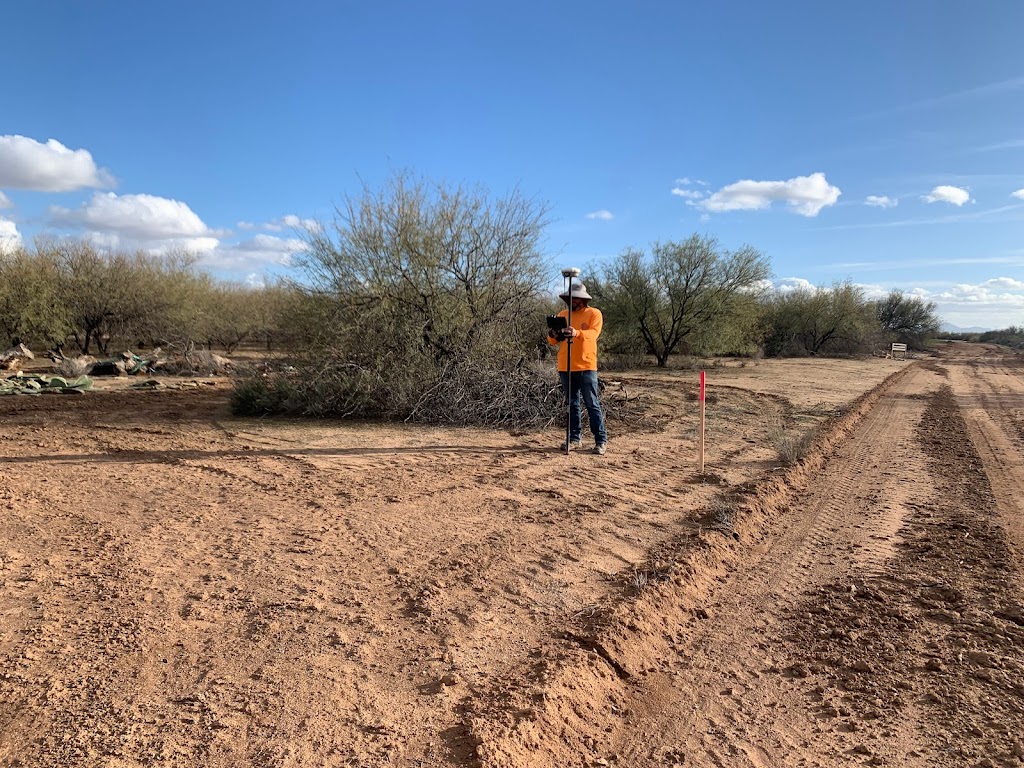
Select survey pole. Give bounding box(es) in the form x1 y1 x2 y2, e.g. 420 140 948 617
561 267 581 455
699 369 706 474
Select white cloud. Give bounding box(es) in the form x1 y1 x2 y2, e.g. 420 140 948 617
932 279 1024 310
199 234 305 273
922 185 972 206
0 135 113 192
281 214 318 230
700 172 841 217
247 214 320 233
774 277 818 294
1011 188 1024 200
865 195 898 208
241 233 305 257
982 277 1024 290
50 192 216 240
854 282 889 301
0 218 22 251
233 215 320 245
0 191 11 209
585 210 614 221
48 191 224 255
914 277 1024 330
671 188 704 200
774 274 888 296
84 230 220 255
774 277 888 299
776 272 1024 330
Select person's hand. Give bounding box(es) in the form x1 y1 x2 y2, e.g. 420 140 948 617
566 326 579 339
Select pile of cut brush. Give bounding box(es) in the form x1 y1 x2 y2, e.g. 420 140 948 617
0 343 34 371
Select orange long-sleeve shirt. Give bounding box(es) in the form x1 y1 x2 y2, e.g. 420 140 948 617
547 305 603 372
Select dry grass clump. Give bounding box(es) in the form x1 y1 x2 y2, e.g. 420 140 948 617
768 421 815 466
627 561 672 595
706 499 736 529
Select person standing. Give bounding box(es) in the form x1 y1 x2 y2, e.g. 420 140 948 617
547 282 608 454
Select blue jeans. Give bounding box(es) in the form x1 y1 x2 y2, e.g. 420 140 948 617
559 370 607 445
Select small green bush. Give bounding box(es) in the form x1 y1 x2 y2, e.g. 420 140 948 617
230 372 297 416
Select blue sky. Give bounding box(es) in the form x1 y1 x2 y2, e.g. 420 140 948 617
2 1 1022 330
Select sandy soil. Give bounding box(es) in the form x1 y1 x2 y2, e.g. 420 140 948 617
1 344 1023 767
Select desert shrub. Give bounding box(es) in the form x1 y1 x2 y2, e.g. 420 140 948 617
232 362 381 418
231 371 300 416
979 326 1024 351
0 246 70 348
761 281 881 358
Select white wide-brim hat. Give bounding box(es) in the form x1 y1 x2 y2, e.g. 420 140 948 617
559 283 592 300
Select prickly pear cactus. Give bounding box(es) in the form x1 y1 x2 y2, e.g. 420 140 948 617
1 372 94 395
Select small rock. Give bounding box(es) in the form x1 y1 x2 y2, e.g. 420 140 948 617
788 664 809 678
965 651 996 668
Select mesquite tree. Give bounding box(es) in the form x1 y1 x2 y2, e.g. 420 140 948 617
763 281 878 356
593 235 769 366
874 290 940 349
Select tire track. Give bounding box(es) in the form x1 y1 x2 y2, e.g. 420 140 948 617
592 365 945 767
944 347 1024 558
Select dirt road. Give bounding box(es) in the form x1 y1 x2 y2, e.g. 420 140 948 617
2 344 1023 767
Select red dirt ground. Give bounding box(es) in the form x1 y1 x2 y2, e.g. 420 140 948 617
2 343 1023 767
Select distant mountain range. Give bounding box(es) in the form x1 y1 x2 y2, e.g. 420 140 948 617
940 322 991 334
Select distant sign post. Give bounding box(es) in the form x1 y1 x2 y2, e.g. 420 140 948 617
891 342 907 360
699 370 706 474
